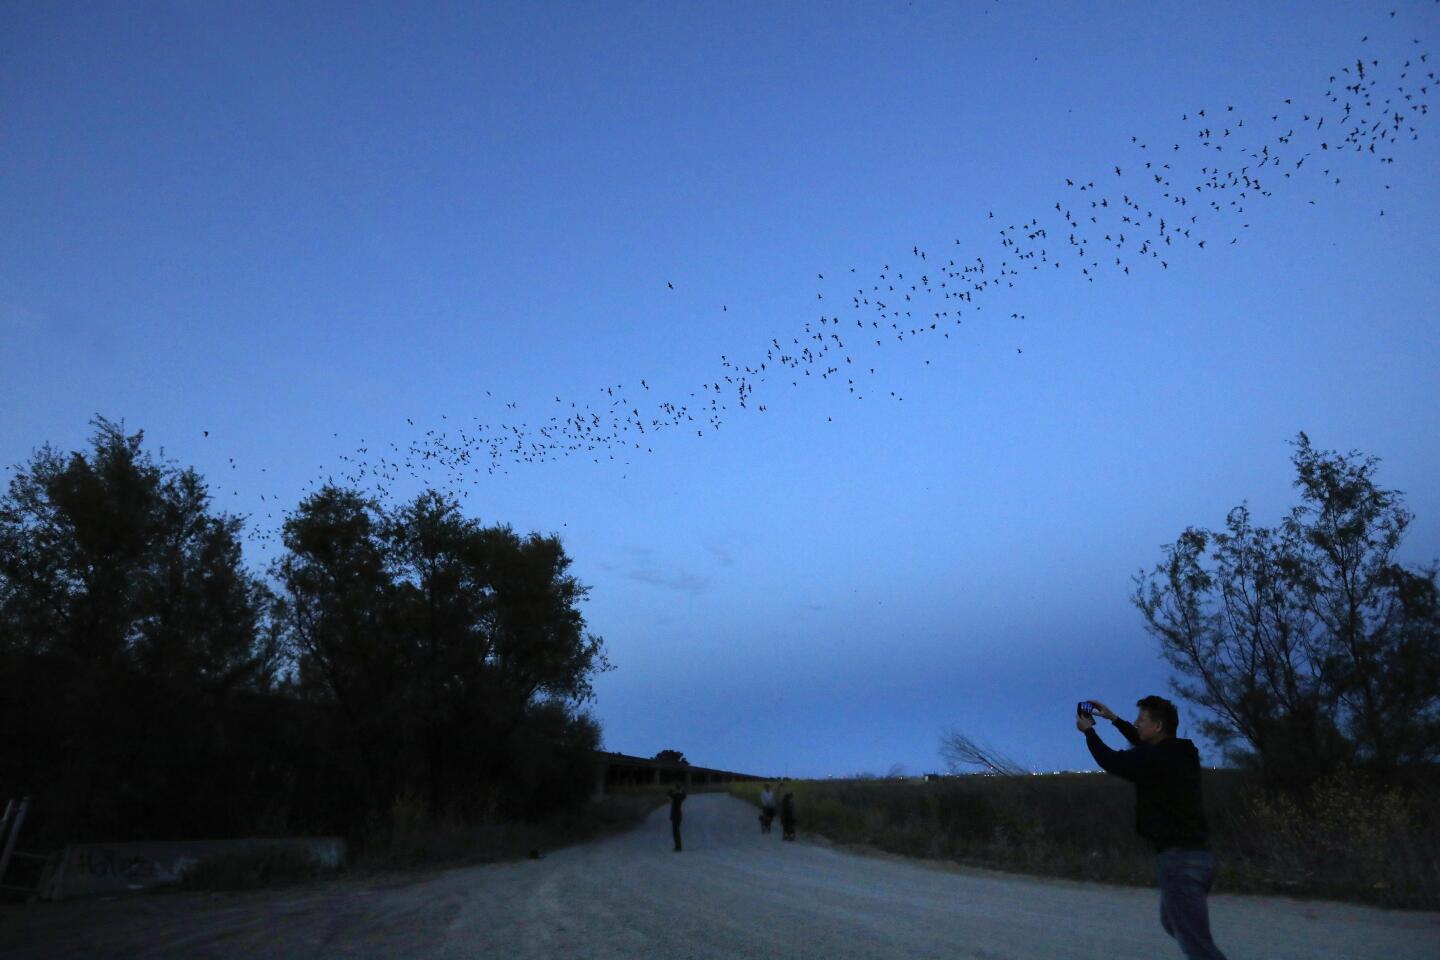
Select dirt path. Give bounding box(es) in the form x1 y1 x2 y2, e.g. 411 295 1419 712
3 794 1436 959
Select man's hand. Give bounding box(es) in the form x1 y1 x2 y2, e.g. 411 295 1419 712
1089 700 1117 721
1075 711 1095 733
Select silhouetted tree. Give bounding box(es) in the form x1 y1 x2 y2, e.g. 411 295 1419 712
653 749 689 765
387 490 609 817
0 417 281 839
1134 433 1440 786
0 421 613 843
273 485 404 815
0 416 278 682
276 486 611 820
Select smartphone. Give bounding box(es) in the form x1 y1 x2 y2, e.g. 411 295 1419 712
1077 700 1097 716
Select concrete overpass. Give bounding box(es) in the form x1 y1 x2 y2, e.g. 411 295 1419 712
594 751 770 796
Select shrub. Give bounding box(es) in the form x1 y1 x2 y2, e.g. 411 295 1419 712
731 769 1440 909
1226 766 1440 908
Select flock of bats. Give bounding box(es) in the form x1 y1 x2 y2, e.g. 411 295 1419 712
189 8 1433 550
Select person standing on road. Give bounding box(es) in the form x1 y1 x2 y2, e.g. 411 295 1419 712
779 790 797 841
758 783 777 834
667 783 687 852
1078 696 1229 960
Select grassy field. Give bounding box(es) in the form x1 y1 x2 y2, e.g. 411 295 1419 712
729 768 1440 910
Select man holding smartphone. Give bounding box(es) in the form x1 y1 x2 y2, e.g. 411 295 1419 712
1077 696 1228 960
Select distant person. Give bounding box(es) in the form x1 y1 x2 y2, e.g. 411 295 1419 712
1078 696 1229 960
667 783 687 852
758 783 777 834
779 791 797 841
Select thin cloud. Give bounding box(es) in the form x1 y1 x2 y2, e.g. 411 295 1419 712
626 567 709 594
702 540 735 567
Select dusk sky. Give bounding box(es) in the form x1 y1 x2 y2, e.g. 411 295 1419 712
4 1 1438 778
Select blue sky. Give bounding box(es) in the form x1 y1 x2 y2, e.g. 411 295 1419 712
3 1 1438 777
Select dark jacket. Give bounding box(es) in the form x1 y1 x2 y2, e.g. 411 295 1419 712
1085 718 1210 851
668 789 686 822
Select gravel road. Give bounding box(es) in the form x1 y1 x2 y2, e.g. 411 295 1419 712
3 793 1436 959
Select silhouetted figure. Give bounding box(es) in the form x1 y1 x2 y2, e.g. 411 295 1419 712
779 791 796 841
1080 695 1228 960
667 783 687 852
758 783 776 834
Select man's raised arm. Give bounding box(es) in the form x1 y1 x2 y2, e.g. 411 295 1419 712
1090 700 1142 746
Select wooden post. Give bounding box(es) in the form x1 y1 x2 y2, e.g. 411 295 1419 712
0 796 28 886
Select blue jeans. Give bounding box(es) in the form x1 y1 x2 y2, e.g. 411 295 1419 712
1155 849 1228 960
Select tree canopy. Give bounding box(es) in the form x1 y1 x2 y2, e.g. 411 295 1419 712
0 416 279 685
277 485 610 819
0 418 612 842
0 417 283 839
1134 433 1440 785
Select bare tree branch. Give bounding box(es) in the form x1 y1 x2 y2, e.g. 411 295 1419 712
939 728 1027 777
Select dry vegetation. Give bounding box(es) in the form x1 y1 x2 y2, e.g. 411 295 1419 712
730 768 1440 910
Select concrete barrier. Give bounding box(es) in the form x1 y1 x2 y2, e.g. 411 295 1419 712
43 837 345 900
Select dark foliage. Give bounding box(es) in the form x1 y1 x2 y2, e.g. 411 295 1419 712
0 420 610 851
0 418 282 843
275 484 610 829
1134 433 1440 788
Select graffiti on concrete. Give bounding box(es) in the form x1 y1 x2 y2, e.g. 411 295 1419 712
72 847 164 885
51 837 346 900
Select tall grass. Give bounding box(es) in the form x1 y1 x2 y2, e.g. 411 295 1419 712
730 768 1439 910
